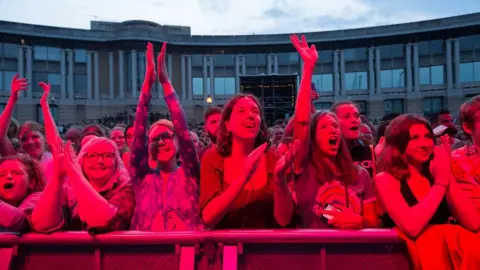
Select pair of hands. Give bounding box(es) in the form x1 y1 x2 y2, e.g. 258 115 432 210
144 42 169 92
314 203 363 229
11 73 55 106
50 138 81 182
243 140 300 186
430 134 454 187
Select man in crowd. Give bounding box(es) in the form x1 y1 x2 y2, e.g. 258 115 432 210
199 106 222 160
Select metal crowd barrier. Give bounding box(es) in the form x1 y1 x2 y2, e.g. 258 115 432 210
0 229 410 270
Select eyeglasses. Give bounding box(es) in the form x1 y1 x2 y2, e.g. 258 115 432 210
84 152 115 160
149 132 175 144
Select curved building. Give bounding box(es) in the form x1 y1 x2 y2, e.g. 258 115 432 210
1 13 480 125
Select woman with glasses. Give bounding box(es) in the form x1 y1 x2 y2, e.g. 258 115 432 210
31 137 135 233
128 42 202 231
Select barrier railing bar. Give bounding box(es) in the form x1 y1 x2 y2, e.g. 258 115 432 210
223 245 238 270
0 230 402 246
0 247 14 270
180 246 195 270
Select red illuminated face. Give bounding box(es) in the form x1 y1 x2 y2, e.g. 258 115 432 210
110 129 126 150
82 140 116 187
437 113 454 128
0 160 29 206
462 111 480 147
19 130 46 160
125 127 134 149
335 104 361 141
314 114 341 157
405 124 434 165
205 113 221 142
271 127 284 144
226 97 261 141
148 125 177 163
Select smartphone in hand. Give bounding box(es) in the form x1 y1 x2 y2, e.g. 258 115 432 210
322 203 342 220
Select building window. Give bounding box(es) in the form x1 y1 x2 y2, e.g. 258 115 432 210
1 43 19 59
214 77 235 95
74 49 87 63
74 74 87 94
419 65 444 85
214 54 235 67
423 97 444 117
37 104 58 124
1 71 17 91
460 62 480 82
33 72 48 93
345 72 368 90
314 102 332 110
384 99 404 115
192 77 203 95
318 50 333 63
245 54 267 66
312 74 333 91
380 69 405 88
344 48 368 61
192 55 203 67
48 73 62 94
277 53 299 65
33 46 61 61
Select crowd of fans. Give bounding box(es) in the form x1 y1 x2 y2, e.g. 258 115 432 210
1 36 480 269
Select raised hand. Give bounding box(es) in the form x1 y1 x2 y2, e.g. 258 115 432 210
39 82 51 105
141 42 156 93
290 34 318 66
10 74 28 100
157 42 169 84
63 141 82 177
244 143 268 180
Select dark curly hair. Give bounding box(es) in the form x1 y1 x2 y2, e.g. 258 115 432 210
0 154 46 198
216 94 270 157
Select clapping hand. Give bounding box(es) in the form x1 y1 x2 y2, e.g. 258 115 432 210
157 42 169 84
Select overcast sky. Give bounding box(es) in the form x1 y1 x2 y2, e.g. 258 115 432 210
0 0 479 35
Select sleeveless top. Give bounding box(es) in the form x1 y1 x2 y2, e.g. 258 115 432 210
382 173 452 228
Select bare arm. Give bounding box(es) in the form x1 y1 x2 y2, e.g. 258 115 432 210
0 75 27 156
376 172 446 238
200 144 268 228
39 82 62 147
447 179 480 231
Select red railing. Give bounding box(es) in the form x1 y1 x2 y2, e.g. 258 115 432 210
0 229 410 270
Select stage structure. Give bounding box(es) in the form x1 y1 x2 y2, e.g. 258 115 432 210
240 74 297 125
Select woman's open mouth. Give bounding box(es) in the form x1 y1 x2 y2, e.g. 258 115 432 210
3 183 14 190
